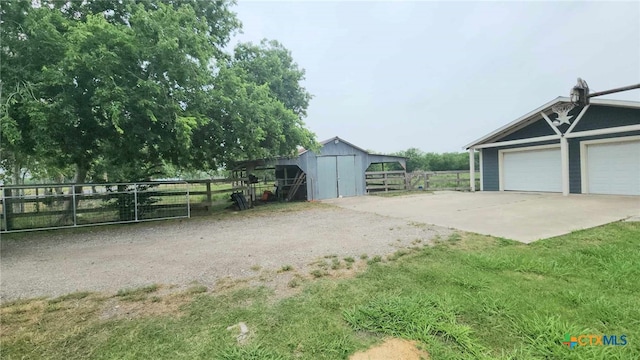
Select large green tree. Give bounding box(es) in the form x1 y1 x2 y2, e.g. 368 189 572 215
188 40 316 170
1 0 316 185
232 39 312 118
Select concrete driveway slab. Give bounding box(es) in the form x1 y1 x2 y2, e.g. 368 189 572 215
323 192 640 243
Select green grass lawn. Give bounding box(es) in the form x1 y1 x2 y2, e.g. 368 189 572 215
1 222 638 359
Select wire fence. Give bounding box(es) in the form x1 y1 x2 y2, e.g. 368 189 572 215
0 181 190 233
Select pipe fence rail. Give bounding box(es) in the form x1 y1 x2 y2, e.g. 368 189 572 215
0 181 190 233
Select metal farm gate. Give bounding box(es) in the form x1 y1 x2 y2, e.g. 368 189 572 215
0 181 190 233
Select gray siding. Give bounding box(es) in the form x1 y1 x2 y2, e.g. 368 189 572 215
300 151 318 200
481 148 499 191
568 139 581 194
303 139 370 200
275 139 406 200
477 103 639 194
319 141 368 157
499 118 556 141
484 133 639 194
572 105 639 132
276 138 406 200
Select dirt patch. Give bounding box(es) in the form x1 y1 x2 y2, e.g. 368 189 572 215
349 338 430 360
100 295 190 320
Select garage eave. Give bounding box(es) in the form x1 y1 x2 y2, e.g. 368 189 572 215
464 97 565 150
464 97 640 150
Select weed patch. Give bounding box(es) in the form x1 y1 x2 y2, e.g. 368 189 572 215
310 269 329 278
344 295 488 359
331 258 342 270
116 284 159 301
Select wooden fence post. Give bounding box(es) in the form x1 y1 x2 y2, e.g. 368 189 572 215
3 188 13 231
35 188 40 212
384 172 388 192
205 181 212 213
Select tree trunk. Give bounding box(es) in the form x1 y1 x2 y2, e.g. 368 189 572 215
57 164 89 225
11 162 24 213
11 162 20 186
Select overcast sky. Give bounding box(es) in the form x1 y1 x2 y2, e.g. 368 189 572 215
231 1 640 154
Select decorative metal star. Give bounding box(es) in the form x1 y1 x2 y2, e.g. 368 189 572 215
551 103 575 126
555 113 573 126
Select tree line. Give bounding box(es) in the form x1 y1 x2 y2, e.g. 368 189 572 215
392 148 479 172
1 0 316 185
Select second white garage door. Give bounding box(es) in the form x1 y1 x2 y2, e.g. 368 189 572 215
584 139 640 195
502 147 561 192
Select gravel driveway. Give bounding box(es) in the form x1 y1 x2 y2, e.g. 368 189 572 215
1 204 451 303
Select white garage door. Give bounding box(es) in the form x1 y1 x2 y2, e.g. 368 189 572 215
586 140 640 195
502 147 561 192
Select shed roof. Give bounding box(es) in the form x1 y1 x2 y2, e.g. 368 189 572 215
299 136 369 155
464 97 640 149
231 136 405 170
297 136 405 160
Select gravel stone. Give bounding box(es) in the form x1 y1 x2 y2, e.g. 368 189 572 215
0 205 452 303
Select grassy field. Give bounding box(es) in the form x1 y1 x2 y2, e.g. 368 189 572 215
1 222 638 359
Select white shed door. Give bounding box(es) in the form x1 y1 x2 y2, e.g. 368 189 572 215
503 148 561 192
586 140 640 195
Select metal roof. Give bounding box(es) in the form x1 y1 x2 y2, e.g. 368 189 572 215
300 136 406 159
299 136 368 155
231 136 405 170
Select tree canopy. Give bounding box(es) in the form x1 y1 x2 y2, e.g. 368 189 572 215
0 0 316 184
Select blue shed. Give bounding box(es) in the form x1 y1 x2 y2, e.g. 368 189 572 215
235 136 406 201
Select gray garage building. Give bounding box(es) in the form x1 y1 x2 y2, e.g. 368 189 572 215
235 136 406 201
465 97 640 196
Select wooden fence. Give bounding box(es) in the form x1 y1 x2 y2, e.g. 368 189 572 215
406 170 480 191
365 170 480 193
186 178 249 209
0 178 255 233
365 170 407 193
0 171 481 232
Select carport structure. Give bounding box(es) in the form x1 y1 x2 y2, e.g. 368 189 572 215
465 97 640 196
233 136 406 202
